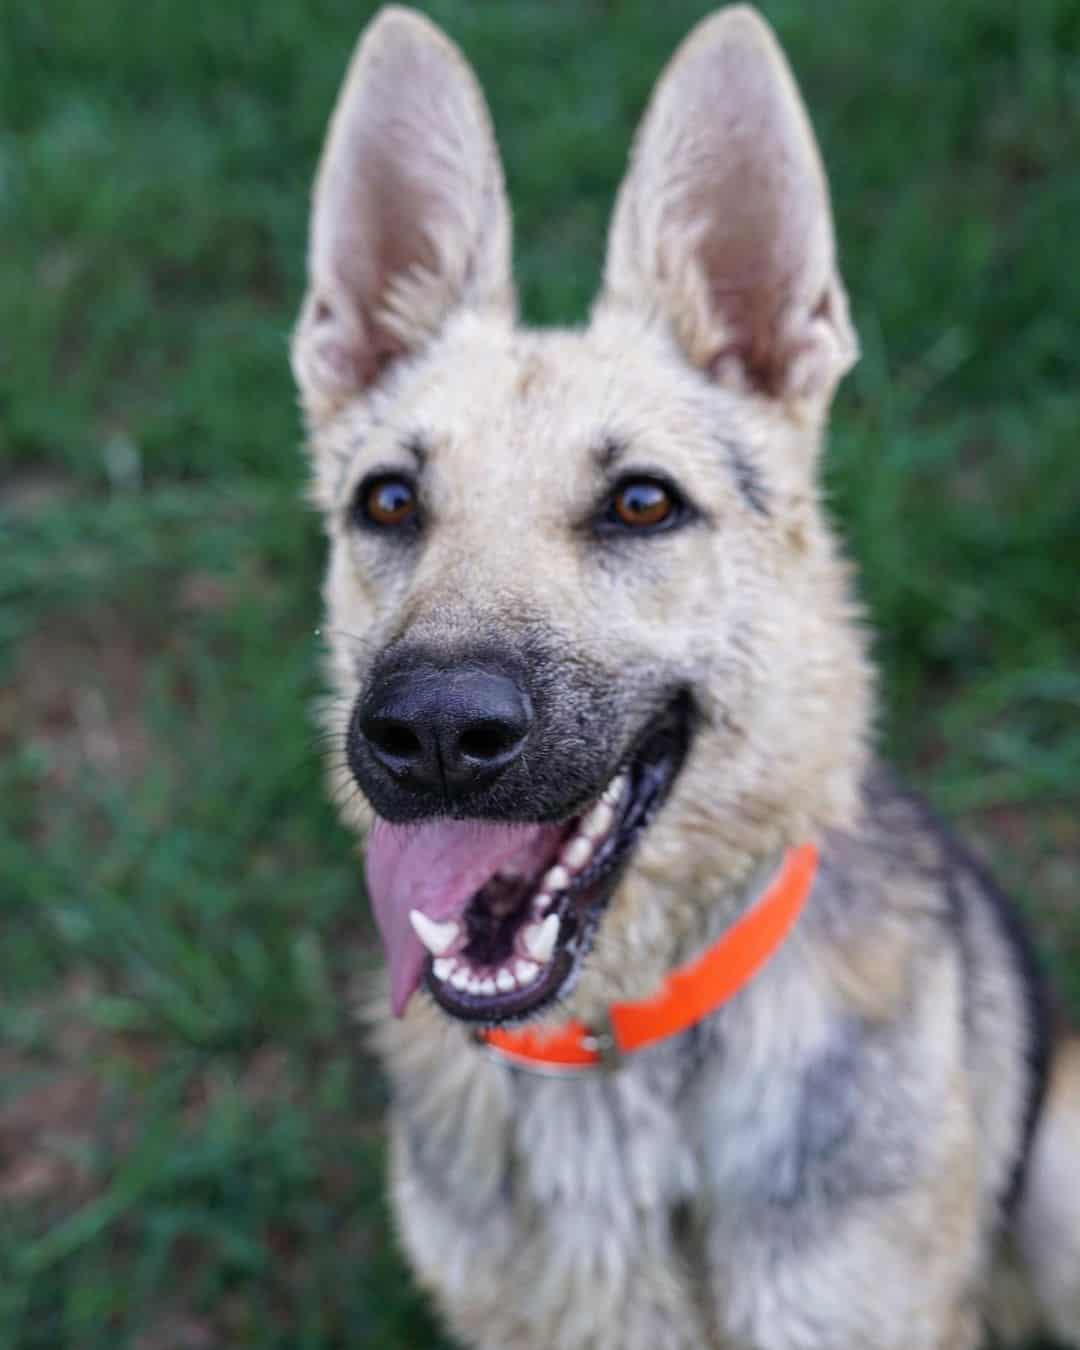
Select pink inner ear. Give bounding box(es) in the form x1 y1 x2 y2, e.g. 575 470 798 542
303 295 379 395
315 328 363 386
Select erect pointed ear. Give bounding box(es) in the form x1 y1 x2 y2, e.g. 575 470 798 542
599 6 857 409
292 6 514 421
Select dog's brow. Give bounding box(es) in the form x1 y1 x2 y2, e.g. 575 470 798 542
401 433 428 473
593 436 626 474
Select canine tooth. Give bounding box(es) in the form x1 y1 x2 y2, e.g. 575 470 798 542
533 892 553 914
602 775 627 806
562 836 593 872
543 865 570 894
496 969 516 993
515 959 539 985
582 801 615 840
408 911 459 956
523 914 559 964
432 957 455 982
479 976 497 996
450 968 470 991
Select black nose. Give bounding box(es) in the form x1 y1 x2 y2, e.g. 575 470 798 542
356 666 533 799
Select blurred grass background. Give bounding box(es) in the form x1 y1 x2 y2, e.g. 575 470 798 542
1 0 1078 1345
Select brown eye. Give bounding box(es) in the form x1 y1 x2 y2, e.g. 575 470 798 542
357 475 418 529
609 478 677 530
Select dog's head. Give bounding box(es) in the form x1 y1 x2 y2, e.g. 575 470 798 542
293 6 872 1026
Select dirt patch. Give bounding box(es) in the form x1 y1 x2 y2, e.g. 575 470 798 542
0 610 154 789
0 471 79 519
133 1314 217 1350
0 973 108 1207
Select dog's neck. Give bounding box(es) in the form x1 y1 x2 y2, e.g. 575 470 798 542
481 845 817 1072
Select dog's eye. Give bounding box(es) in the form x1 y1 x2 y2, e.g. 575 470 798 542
606 478 681 532
355 474 418 530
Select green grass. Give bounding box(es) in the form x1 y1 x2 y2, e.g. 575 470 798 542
2 0 1078 1345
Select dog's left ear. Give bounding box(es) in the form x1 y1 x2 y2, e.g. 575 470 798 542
599 5 857 410
292 7 514 424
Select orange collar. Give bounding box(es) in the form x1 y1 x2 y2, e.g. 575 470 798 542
480 843 817 1073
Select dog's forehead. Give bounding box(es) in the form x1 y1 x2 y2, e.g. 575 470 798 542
401 321 734 486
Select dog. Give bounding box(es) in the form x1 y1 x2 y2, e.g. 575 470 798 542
291 7 1080 1346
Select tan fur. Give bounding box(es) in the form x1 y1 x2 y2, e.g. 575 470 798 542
293 7 1078 1347
1017 1036 1080 1340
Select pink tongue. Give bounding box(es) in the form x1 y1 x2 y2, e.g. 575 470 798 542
365 816 565 1015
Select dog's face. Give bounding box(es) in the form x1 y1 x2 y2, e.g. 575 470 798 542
294 6 871 1027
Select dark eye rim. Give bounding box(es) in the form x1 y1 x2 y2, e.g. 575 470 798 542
350 471 422 534
593 473 695 537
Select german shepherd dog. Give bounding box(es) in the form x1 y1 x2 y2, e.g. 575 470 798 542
292 7 1080 1346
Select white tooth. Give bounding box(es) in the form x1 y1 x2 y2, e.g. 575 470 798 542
515 959 539 985
533 891 553 914
479 977 497 996
451 968 470 991
582 801 615 840
408 910 459 956
523 914 559 964
432 958 455 982
562 836 593 872
496 969 516 992
467 974 484 994
543 865 570 894
602 774 626 806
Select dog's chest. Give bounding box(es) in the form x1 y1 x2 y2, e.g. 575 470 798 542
393 1049 719 1348
392 1035 844 1350
510 1059 700 1222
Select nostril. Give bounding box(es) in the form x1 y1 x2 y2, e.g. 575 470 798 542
458 720 524 763
367 719 422 762
355 666 531 795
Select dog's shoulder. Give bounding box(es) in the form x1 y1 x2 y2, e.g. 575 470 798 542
816 760 1052 1217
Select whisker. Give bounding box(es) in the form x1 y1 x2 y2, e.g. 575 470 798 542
310 730 348 748
318 626 377 649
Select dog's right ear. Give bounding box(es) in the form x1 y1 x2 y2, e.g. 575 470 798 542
292 6 514 423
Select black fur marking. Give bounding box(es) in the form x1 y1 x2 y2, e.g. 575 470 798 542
724 442 770 517
594 435 626 474
947 831 1053 1218
401 432 428 471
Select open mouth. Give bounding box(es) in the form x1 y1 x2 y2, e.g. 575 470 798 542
364 694 692 1024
